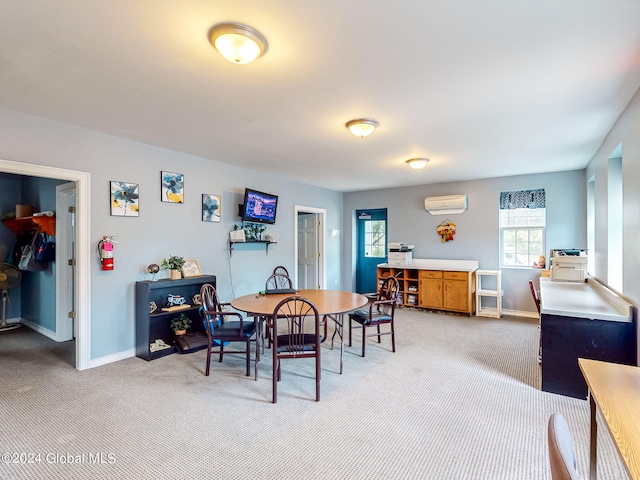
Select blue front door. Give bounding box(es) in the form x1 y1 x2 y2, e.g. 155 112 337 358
355 209 387 294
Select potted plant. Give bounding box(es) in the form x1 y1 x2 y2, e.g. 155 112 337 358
242 223 266 241
170 313 191 336
162 255 185 280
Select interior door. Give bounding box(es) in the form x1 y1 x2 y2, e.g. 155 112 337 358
355 209 387 294
297 213 319 289
55 181 76 343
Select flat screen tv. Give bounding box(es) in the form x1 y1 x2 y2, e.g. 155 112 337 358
242 188 278 224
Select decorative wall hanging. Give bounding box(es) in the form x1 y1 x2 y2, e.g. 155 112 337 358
161 171 184 203
110 181 139 216
437 220 456 242
202 194 221 222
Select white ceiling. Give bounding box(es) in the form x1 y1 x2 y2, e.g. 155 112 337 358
1 1 639 192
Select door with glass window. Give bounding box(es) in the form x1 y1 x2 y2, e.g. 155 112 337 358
355 209 387 294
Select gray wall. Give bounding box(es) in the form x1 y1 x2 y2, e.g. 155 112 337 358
586 86 640 301
343 170 587 314
585 86 640 359
0 107 343 360
1 83 638 363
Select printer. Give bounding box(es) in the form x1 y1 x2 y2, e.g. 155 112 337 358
388 243 414 265
550 249 587 282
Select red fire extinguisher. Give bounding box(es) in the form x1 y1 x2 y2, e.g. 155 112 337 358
98 236 117 271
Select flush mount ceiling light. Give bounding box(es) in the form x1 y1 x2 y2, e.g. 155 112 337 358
345 118 379 137
209 22 268 64
406 158 430 169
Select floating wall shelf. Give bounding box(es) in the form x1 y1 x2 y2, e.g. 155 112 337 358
228 240 276 257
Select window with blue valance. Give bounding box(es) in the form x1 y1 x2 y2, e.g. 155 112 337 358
499 189 545 210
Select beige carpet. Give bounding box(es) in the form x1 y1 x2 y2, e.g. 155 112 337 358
0 309 628 479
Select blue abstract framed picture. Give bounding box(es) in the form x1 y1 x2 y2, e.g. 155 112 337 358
202 194 221 222
110 181 139 217
161 171 184 203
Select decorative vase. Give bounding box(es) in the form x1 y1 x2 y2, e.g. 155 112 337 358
170 269 181 280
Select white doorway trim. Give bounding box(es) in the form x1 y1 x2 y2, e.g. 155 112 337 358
294 205 326 289
0 159 91 370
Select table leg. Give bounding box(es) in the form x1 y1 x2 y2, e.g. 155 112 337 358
327 313 344 374
589 392 597 480
338 314 344 374
254 316 261 381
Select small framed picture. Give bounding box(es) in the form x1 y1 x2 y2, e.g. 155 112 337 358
161 171 184 203
202 194 221 222
110 181 139 217
182 259 202 278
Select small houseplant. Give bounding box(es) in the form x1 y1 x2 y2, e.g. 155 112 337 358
162 255 185 280
170 313 191 336
239 223 266 241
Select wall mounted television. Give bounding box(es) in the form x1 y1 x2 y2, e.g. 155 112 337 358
241 188 278 225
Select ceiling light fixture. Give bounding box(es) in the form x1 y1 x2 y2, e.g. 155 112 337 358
209 22 268 64
346 118 379 137
406 158 429 170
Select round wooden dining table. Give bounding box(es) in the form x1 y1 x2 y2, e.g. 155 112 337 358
231 289 368 374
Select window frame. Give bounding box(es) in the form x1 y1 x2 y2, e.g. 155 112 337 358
499 224 546 268
363 219 386 258
499 189 546 269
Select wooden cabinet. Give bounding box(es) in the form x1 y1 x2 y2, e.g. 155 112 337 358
135 275 216 361
419 271 443 309
378 266 475 315
443 272 469 311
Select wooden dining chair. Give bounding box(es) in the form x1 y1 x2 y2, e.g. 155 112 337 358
199 283 257 378
529 279 541 315
265 272 293 290
263 272 295 349
548 412 581 480
348 276 399 357
273 265 290 278
270 296 322 403
530 279 542 363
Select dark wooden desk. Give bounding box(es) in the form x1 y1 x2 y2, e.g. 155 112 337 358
231 289 368 373
579 358 640 480
540 278 635 398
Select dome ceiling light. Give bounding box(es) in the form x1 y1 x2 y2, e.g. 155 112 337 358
345 118 379 137
209 22 268 64
406 158 430 170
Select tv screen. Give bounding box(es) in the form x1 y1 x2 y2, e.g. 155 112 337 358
242 188 278 224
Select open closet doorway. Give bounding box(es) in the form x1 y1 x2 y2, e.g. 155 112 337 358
294 206 326 290
0 159 91 370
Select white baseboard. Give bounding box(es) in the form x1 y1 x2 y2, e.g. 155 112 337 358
502 309 539 319
19 318 58 340
90 348 135 369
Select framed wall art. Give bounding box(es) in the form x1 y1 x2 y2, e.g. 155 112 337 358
110 181 139 217
161 171 184 203
202 194 221 222
181 259 202 278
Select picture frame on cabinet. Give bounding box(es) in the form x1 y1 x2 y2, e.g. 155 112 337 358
182 259 202 278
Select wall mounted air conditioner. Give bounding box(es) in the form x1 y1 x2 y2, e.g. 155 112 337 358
424 194 468 215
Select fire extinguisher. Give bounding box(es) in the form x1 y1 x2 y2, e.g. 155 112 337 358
97 236 117 271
